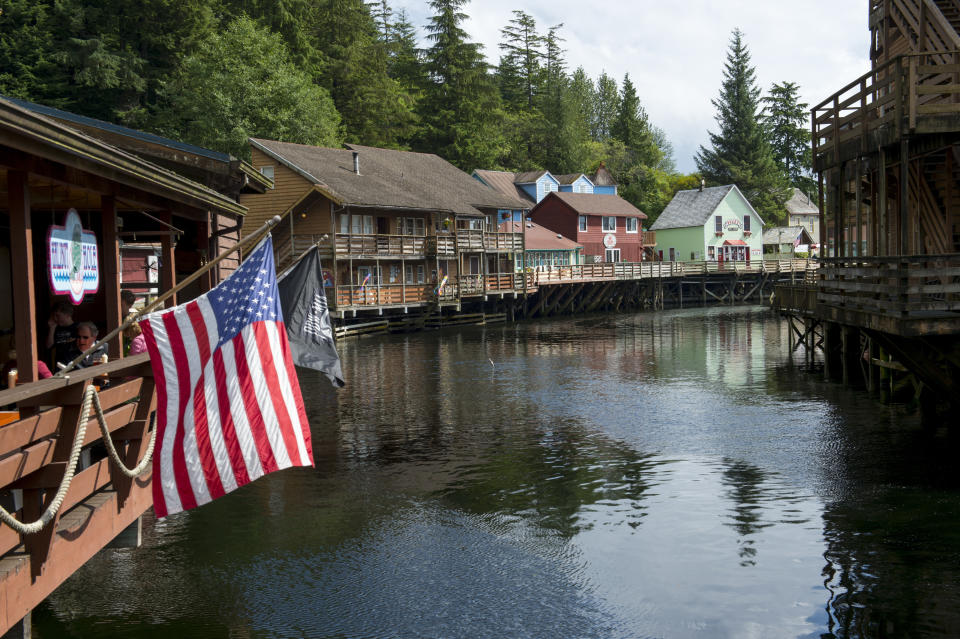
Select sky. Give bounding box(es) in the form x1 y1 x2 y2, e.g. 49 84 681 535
389 0 872 174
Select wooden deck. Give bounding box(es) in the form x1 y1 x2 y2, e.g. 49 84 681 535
0 355 155 635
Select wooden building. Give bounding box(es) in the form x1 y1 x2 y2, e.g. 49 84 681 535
530 192 647 263
797 0 960 415
499 219 583 269
0 96 250 636
241 140 529 316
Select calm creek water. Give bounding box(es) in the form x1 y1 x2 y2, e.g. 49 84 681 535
33 306 960 638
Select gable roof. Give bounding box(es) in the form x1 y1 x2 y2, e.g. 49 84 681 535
650 184 762 230
499 220 582 251
251 139 529 215
591 162 617 186
537 191 646 218
514 170 554 184
785 188 818 215
762 226 815 245
472 169 535 206
553 173 592 186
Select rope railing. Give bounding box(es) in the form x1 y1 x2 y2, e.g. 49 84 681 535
0 384 155 535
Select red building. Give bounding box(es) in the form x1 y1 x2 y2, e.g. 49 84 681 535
530 192 647 262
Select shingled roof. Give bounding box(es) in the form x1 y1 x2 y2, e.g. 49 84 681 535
785 188 818 215
651 184 762 230
499 220 582 251
537 191 646 218
251 139 529 215
552 173 589 185
514 170 550 184
591 162 617 186
472 169 535 205
762 226 814 246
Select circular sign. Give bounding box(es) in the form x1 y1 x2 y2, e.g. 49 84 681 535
603 233 617 248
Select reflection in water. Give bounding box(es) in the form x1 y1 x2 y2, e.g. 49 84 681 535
32 306 960 638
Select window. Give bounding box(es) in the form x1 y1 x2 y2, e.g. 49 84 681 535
715 216 723 233
602 216 617 232
743 215 751 232
351 215 374 234
259 165 274 180
404 264 425 284
579 215 588 232
605 248 620 262
398 217 425 235
669 248 676 261
357 266 379 285
626 217 638 233
708 246 715 260
339 214 349 234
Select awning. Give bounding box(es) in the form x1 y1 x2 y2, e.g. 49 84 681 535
722 239 748 246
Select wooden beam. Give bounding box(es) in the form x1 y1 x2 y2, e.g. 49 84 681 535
159 211 176 308
8 170 38 384
101 196 122 359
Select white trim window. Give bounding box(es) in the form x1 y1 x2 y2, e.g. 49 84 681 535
398 217 425 236
404 264 426 284
626 217 638 233
605 248 621 262
579 215 588 232
743 215 751 233
351 214 374 235
602 216 617 232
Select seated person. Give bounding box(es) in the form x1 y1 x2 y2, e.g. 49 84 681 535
1 349 52 388
61 321 107 369
46 302 77 364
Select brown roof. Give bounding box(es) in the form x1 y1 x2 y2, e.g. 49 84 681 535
785 188 818 215
552 173 586 185
499 220 582 251
591 162 617 186
250 138 529 215
514 170 549 184
537 191 646 218
472 169 535 206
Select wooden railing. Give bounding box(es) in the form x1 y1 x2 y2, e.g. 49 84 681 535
774 284 819 314
459 274 484 295
532 259 817 285
335 234 426 256
456 230 484 251
818 254 960 317
335 284 430 306
483 232 524 252
427 234 456 255
0 355 155 634
813 51 960 170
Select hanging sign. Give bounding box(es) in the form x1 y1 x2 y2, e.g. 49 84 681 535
603 233 617 248
48 209 99 304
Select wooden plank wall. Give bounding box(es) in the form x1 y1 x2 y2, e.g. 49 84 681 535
239 148 313 236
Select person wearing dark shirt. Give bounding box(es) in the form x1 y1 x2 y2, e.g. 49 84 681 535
62 321 107 369
46 302 77 364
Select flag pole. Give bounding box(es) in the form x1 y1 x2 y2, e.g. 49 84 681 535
55 215 284 378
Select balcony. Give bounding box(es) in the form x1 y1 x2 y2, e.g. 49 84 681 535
483 232 524 252
335 234 426 257
427 234 456 256
335 284 431 307
813 51 960 171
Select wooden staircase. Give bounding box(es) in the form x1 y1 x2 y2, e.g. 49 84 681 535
872 0 960 65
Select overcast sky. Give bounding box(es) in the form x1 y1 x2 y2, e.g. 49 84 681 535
389 0 872 173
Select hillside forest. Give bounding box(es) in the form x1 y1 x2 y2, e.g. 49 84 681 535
0 0 814 223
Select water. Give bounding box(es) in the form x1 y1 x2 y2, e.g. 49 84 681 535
33 306 960 638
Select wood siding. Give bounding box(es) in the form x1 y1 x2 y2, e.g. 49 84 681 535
531 200 643 261
239 148 313 236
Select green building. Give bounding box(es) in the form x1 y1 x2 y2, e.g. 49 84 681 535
650 184 764 263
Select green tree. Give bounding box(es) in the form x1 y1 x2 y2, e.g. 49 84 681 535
313 0 416 148
497 10 543 111
153 16 341 159
611 73 661 167
381 8 427 95
592 72 619 141
762 81 814 196
416 0 505 170
696 28 789 223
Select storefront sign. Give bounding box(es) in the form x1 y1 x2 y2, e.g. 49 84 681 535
48 209 99 304
725 218 743 231
603 233 617 248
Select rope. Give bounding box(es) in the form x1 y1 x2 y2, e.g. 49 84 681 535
0 384 156 535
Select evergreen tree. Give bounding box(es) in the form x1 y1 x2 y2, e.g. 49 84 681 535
762 81 814 196
497 10 543 111
611 73 661 168
382 8 427 95
416 0 505 170
696 28 789 223
592 72 619 141
153 16 341 159
313 0 416 148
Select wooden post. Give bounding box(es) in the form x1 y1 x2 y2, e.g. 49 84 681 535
8 171 38 384
900 139 910 255
879 148 888 256
159 212 176 308
856 156 863 257
199 214 213 293
100 196 122 359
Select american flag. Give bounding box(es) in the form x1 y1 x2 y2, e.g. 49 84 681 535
139 238 313 518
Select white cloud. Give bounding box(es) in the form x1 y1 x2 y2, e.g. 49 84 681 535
392 0 872 172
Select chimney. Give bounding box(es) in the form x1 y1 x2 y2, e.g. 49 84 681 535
699 179 705 192
352 151 360 175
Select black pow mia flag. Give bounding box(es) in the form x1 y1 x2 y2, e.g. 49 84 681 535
277 245 345 388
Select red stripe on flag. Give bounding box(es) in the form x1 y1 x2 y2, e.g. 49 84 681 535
252 323 301 466
231 330 279 474
186 303 225 500
278 321 313 464
160 310 199 513
212 348 250 486
140 318 170 518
